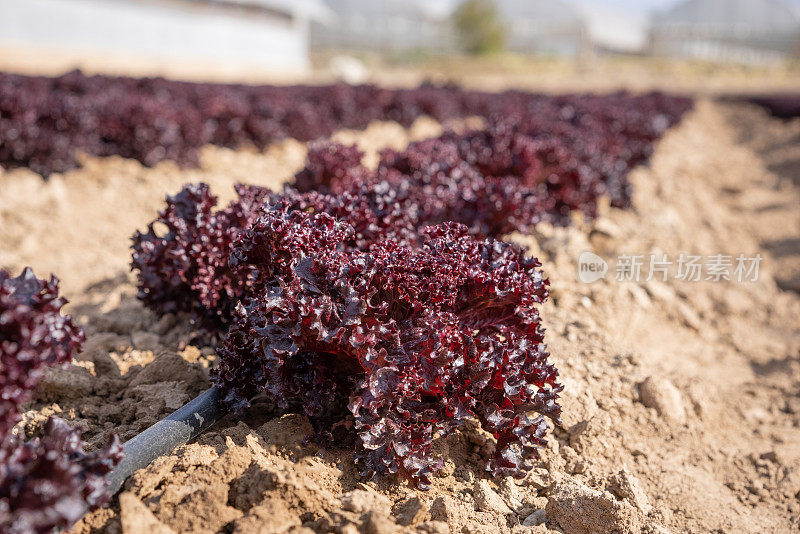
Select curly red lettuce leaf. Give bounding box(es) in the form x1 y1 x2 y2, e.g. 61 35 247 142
293 143 369 195
0 418 122 534
130 182 272 335
0 268 122 533
0 268 84 439
131 179 426 334
213 216 560 488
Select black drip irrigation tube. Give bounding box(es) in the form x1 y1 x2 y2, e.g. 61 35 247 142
105 386 226 495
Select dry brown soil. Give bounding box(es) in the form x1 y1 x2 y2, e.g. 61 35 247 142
1 100 799 534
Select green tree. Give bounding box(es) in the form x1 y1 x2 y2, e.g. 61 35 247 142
453 0 505 55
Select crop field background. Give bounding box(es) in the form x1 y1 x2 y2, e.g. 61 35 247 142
2 41 800 534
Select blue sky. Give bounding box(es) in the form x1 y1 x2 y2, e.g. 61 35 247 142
431 0 800 51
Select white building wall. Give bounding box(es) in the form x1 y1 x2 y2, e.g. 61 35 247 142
0 0 311 73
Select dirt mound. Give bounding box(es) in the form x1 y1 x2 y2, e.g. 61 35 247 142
720 102 800 293
3 100 799 533
0 117 445 296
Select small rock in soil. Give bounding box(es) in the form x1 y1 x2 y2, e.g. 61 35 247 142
473 479 513 515
38 364 94 400
522 509 546 527
360 510 403 534
546 479 641 534
230 497 301 534
609 468 652 514
499 478 523 510
558 376 599 430
416 521 449 534
638 376 686 424
393 496 429 526
523 468 550 491
429 496 460 524
340 489 392 514
119 492 175 534
128 352 205 388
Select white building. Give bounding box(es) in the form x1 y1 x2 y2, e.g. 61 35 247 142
0 0 333 74
312 0 587 57
649 0 800 65
497 0 587 57
311 0 456 53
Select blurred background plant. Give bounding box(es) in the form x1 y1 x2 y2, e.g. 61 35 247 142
453 0 506 55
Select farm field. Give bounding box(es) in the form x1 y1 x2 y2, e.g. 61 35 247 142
1 75 800 534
